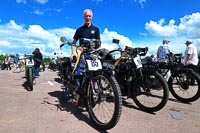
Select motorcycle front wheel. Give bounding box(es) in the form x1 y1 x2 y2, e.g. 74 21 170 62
28 67 33 91
132 69 169 112
87 71 122 130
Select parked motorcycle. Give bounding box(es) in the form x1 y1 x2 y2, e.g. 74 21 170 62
99 39 169 113
60 37 122 130
143 53 200 103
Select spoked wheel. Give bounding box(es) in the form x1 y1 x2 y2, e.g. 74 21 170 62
168 70 200 103
28 67 33 91
87 72 122 130
132 69 169 113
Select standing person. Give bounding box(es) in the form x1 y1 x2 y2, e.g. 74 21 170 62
3 57 8 70
184 40 199 66
32 48 43 77
70 8 101 60
70 8 101 107
157 39 171 59
184 40 199 85
157 39 172 81
13 54 19 73
4 56 11 70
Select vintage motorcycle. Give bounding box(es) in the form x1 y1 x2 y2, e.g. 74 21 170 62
143 53 200 103
59 37 122 130
22 54 35 91
99 39 169 113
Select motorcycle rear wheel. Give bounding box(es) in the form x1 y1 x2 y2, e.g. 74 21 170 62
168 70 200 103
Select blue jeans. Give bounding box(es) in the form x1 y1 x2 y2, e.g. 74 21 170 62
34 67 40 76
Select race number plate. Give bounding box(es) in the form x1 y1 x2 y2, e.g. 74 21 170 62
26 59 34 66
134 56 142 69
86 59 102 71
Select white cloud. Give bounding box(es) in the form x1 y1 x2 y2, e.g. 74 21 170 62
0 20 60 56
178 12 200 38
33 9 44 15
5 20 24 30
144 12 200 39
145 19 178 37
101 28 133 50
34 0 48 4
91 0 104 2
54 8 63 13
140 12 200 55
91 0 146 8
16 0 26 4
0 20 134 58
134 0 146 8
64 0 72 4
0 41 10 46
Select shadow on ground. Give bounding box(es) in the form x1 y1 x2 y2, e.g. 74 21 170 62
45 89 108 133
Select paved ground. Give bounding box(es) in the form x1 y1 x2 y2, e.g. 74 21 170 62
0 69 200 133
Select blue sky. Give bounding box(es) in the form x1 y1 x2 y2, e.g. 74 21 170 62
0 0 200 58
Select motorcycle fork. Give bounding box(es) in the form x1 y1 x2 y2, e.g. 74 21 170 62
135 68 149 92
125 72 132 99
89 73 101 103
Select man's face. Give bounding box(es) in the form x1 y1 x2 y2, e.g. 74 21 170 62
84 11 92 25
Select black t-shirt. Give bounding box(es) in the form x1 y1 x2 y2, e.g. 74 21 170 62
73 24 100 41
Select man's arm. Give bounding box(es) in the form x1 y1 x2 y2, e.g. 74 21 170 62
185 54 192 65
71 39 77 54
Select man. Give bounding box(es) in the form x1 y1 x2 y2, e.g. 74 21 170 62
184 40 199 85
13 54 19 73
157 39 171 58
157 39 172 81
32 48 43 77
70 9 101 107
70 8 101 60
184 40 199 66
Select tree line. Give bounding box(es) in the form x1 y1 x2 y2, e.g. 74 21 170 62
0 54 52 65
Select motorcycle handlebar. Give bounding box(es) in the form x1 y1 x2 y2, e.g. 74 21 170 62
109 48 122 54
125 46 148 56
60 41 73 48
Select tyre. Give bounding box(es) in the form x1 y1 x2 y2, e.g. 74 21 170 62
28 67 33 91
132 69 169 112
87 72 122 130
168 70 200 103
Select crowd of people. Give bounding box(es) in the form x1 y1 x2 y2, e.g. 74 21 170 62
156 39 199 65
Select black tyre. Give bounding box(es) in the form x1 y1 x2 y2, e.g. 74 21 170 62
87 72 122 130
28 67 33 91
132 69 169 112
168 70 200 103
